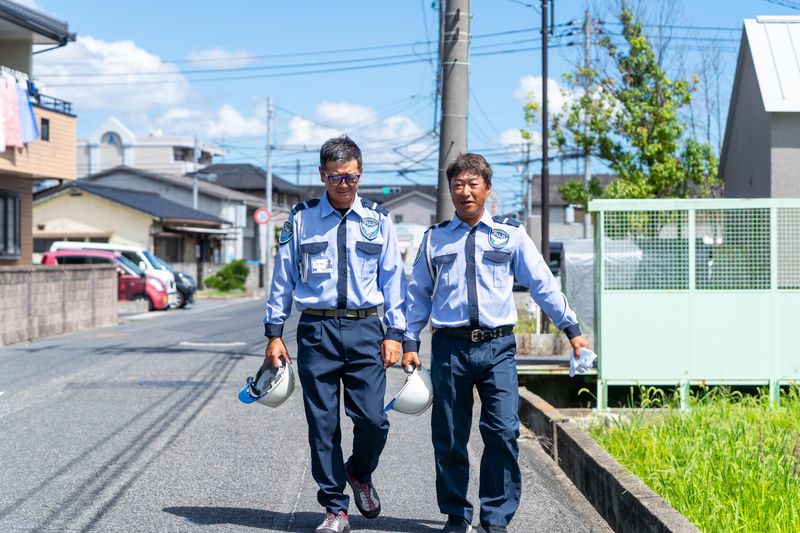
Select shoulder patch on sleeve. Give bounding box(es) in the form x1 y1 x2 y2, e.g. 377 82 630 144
361 198 389 216
492 215 522 227
278 220 294 244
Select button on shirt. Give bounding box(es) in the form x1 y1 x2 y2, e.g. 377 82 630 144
264 192 406 341
403 210 580 352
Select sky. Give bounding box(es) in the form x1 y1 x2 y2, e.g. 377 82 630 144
22 0 800 214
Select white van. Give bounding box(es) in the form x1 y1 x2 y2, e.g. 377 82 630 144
49 241 178 308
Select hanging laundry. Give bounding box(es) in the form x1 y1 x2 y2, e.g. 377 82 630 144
2 76 22 148
17 86 38 144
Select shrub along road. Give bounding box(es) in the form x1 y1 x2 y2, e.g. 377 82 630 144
0 298 608 532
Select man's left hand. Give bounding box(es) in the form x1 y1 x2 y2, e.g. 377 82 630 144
381 339 401 369
569 335 590 359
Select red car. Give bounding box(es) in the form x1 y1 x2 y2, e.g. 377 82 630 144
40 249 169 310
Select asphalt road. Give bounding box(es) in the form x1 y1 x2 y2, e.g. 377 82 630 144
0 298 609 532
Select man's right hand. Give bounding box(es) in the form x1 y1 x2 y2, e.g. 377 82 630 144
265 337 292 368
401 351 421 370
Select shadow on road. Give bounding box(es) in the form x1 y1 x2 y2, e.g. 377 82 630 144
163 506 444 532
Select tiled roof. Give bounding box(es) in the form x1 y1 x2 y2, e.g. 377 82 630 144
191 164 302 194
36 181 227 225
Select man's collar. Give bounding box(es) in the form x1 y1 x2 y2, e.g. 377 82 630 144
447 209 494 232
319 191 368 219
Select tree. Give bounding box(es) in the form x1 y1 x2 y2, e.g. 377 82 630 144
526 5 721 208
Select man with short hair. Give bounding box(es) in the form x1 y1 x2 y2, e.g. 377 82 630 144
402 153 589 533
264 135 406 533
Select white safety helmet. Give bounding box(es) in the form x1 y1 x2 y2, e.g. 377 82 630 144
384 366 434 416
238 359 295 407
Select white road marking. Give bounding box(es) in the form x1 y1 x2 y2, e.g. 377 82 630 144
178 341 246 347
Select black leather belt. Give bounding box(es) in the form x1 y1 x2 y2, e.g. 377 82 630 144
437 325 514 343
302 307 379 319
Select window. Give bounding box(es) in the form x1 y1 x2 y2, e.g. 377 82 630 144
103 133 119 145
0 191 21 258
394 214 404 223
40 118 50 141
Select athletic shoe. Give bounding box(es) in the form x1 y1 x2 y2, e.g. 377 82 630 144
315 511 350 533
345 463 381 519
475 524 507 533
443 515 472 532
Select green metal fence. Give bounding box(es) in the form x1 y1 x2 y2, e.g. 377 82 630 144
589 198 800 409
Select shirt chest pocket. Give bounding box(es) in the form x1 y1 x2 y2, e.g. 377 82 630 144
355 241 382 280
432 253 458 286
482 250 513 288
299 242 332 281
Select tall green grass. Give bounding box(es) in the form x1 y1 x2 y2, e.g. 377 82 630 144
588 386 800 532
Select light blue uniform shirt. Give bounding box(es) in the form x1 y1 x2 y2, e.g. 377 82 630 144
403 210 580 352
264 192 406 341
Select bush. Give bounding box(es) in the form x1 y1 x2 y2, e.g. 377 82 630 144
204 259 249 291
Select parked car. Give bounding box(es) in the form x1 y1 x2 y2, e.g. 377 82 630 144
49 242 178 308
150 254 196 308
40 249 170 310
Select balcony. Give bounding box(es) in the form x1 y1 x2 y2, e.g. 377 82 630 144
0 93 76 181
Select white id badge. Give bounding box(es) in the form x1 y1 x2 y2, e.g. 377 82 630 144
311 257 334 274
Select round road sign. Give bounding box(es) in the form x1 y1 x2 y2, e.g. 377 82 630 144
253 207 271 225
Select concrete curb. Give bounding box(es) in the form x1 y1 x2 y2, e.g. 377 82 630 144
518 388 700 533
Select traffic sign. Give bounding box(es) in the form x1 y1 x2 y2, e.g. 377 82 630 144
253 207 271 225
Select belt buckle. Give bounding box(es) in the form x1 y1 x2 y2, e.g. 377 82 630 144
470 329 484 342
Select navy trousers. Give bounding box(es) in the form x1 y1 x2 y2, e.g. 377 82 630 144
296 313 389 514
430 331 521 527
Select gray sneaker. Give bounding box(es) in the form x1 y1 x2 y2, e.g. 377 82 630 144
475 524 507 533
345 463 381 519
443 515 472 532
315 511 350 533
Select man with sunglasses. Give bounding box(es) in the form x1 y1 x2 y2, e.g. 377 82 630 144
401 153 589 533
263 135 406 533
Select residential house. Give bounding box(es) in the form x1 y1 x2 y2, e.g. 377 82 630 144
77 116 224 177
79 165 263 263
721 16 800 197
189 163 304 227
33 181 228 281
0 0 75 266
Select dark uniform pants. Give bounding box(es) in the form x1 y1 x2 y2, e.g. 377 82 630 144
296 313 390 514
430 331 521 527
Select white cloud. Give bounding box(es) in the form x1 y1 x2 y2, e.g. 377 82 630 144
205 103 266 138
187 47 255 69
514 75 576 116
34 35 191 113
285 101 431 171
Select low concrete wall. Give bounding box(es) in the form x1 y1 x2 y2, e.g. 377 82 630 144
0 265 118 345
518 389 700 533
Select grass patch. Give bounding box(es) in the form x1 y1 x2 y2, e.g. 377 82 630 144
195 288 247 299
588 386 800 532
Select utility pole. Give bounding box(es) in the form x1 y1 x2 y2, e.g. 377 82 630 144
524 141 532 220
540 0 552 334
540 0 551 266
583 9 592 238
436 0 470 223
264 97 275 291
295 158 300 186
192 135 199 209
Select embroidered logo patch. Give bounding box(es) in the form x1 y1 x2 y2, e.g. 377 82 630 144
278 221 293 244
488 228 510 249
360 217 380 240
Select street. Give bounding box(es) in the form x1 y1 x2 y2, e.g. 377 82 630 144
0 299 608 532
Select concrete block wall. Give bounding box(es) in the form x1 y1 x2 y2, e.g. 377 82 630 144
0 265 118 345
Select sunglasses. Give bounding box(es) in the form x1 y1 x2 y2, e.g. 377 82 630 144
324 173 361 186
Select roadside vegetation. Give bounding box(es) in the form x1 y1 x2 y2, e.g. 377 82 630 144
588 386 800 532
